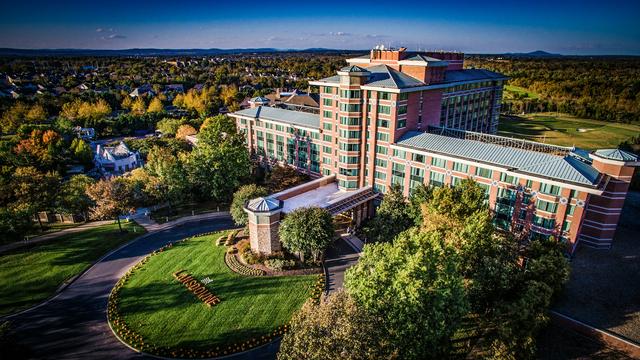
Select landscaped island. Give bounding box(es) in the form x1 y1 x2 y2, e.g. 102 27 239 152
109 231 320 358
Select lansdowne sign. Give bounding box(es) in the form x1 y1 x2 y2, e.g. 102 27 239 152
173 270 221 307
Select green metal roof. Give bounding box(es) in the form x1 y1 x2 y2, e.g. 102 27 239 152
340 65 369 73
232 106 320 129
593 149 638 162
396 130 602 187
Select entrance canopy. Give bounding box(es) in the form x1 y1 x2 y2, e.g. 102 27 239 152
271 175 378 216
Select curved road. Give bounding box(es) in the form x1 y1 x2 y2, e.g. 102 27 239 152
6 216 261 360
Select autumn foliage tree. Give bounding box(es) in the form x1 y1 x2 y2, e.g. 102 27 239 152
86 177 133 231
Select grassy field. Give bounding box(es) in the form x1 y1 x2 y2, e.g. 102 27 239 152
0 221 144 316
116 232 315 352
504 85 539 99
498 113 640 149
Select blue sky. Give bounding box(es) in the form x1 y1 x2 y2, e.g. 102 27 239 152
1 0 639 54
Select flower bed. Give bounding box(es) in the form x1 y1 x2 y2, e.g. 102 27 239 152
108 233 319 359
224 252 266 276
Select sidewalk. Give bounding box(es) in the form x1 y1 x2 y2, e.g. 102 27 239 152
0 220 112 255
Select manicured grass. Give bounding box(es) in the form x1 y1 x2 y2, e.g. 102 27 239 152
504 85 539 99
498 113 640 149
116 232 315 352
0 221 145 316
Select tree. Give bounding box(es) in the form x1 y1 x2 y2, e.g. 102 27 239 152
131 97 146 115
13 129 64 170
9 166 61 231
407 183 432 225
279 207 334 261
145 146 190 210
185 115 251 202
86 177 133 231
230 184 268 226
345 229 468 359
0 102 47 134
156 118 183 136
175 124 197 140
56 174 95 221
278 290 395 360
264 165 309 193
70 138 93 168
0 208 33 244
147 97 164 113
362 184 412 243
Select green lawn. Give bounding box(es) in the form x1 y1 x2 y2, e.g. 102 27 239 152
115 232 315 352
0 221 145 316
504 85 539 99
498 113 640 149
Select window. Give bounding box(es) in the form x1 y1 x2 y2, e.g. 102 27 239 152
340 116 361 126
431 157 447 168
323 110 332 119
340 103 361 112
393 149 406 159
412 153 425 163
339 130 361 138
376 132 389 142
500 173 519 185
379 92 392 100
429 171 445 187
323 98 333 107
475 167 492 179
375 158 387 168
451 176 463 187
397 119 406 129
323 145 332 154
518 209 527 220
374 183 386 194
339 180 358 189
376 119 389 128
522 193 532 205
323 134 332 142
322 156 331 164
391 163 405 190
397 105 407 115
453 162 468 173
567 204 576 216
377 104 391 114
339 155 359 164
374 170 387 180
376 145 388 155
340 90 361 98
539 183 561 196
339 168 359 176
339 142 360 151
536 199 558 213
275 124 284 132
323 86 333 94
526 179 533 189
409 167 425 192
533 215 555 229
398 92 409 101
562 220 571 233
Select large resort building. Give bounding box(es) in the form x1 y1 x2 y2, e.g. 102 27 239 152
230 46 638 254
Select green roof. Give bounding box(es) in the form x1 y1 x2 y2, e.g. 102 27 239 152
593 149 638 162
396 130 602 187
232 106 319 129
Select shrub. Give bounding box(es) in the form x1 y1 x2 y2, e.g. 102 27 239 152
236 239 251 254
225 230 238 246
265 258 296 271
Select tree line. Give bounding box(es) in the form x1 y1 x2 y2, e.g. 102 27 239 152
467 56 640 123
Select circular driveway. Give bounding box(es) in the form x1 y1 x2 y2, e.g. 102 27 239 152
7 217 241 360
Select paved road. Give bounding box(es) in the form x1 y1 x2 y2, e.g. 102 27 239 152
7 216 237 360
324 237 362 293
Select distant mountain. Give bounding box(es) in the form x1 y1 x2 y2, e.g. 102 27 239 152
502 50 563 58
0 47 361 57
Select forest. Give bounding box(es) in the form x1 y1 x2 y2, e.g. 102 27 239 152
467 55 640 123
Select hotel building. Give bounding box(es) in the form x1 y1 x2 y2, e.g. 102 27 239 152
230 47 638 253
